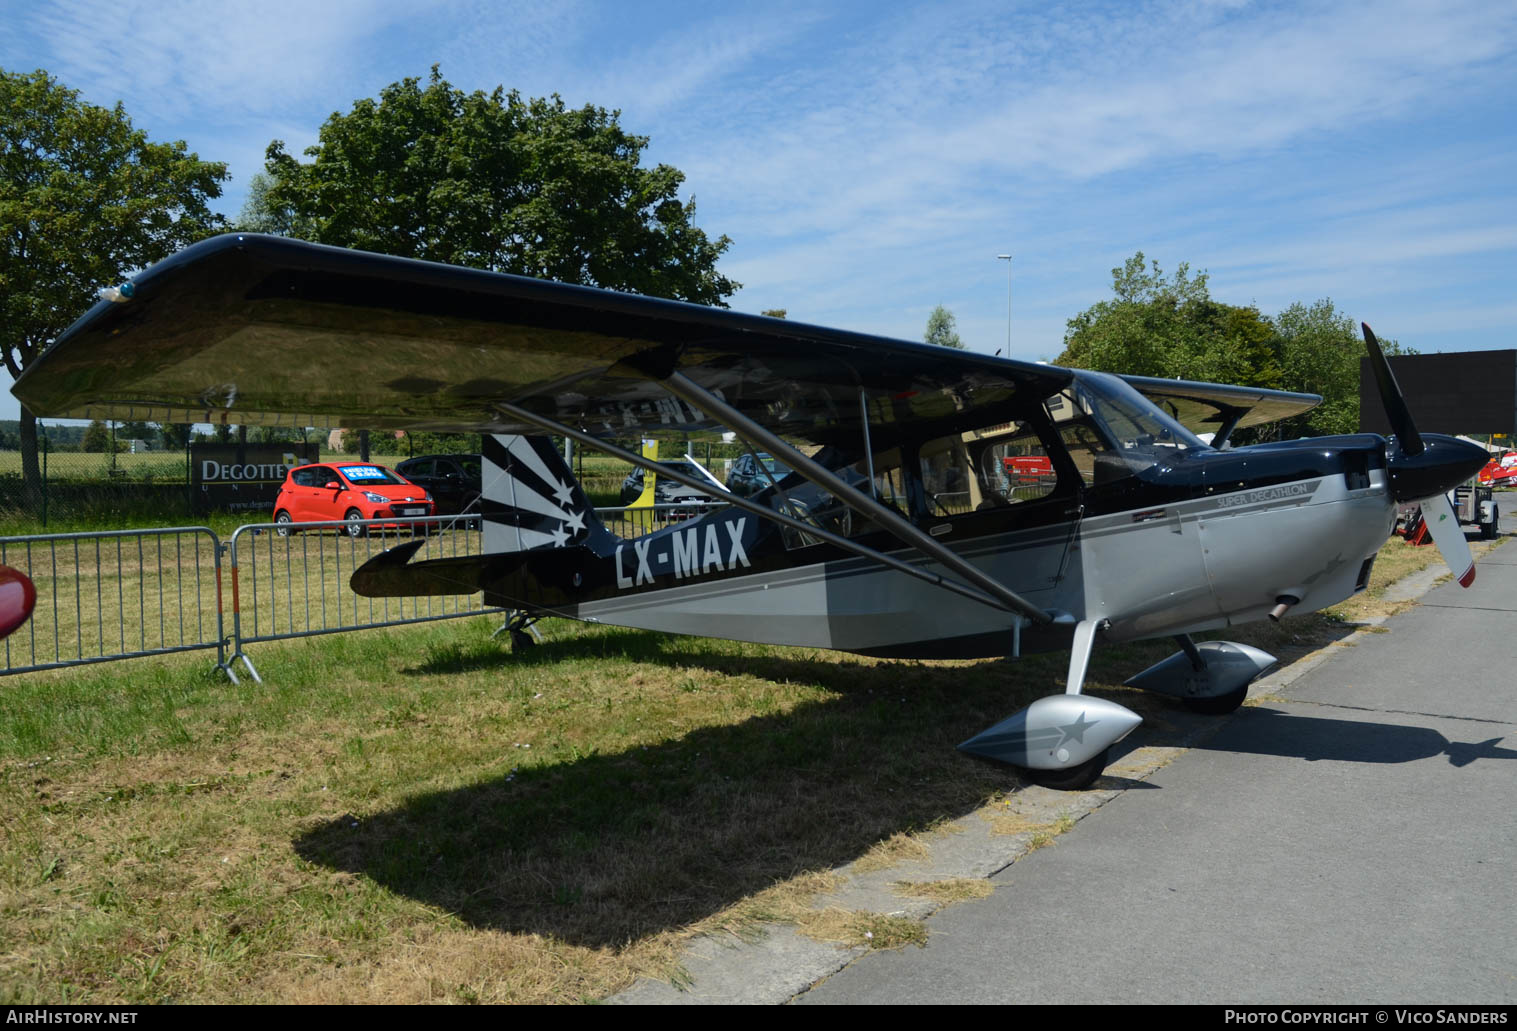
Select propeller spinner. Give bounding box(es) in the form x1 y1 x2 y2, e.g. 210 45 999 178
1363 324 1490 587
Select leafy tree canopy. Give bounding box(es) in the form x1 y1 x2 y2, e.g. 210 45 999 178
79 419 110 453
1 68 228 485
250 66 738 306
1057 253 1410 437
924 305 964 348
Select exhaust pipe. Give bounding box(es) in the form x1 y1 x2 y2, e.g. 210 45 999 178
1269 594 1300 622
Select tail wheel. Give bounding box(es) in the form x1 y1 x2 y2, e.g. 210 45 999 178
344 509 367 538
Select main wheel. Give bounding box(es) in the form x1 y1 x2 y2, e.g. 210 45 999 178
274 511 293 537
1182 684 1249 715
1023 747 1109 790
1481 505 1499 540
509 629 536 651
344 509 367 538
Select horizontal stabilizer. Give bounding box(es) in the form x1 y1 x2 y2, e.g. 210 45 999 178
350 540 523 597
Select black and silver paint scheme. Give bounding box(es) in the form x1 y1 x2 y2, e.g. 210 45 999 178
13 234 1493 789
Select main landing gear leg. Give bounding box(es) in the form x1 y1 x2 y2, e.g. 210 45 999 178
958 616 1142 791
493 609 543 652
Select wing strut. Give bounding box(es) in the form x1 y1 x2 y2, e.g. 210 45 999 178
660 372 1054 627
492 401 1017 614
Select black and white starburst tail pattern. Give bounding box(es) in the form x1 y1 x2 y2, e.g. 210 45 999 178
480 435 602 553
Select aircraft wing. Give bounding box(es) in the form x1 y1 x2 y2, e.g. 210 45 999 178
13 234 1073 452
1119 375 1321 443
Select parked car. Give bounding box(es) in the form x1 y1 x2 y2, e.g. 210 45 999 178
726 452 792 497
273 462 435 537
619 460 726 508
395 453 482 517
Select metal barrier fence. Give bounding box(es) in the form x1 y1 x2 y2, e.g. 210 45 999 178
0 503 730 681
0 527 230 678
224 514 505 682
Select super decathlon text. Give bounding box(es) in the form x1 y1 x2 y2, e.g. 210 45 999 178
6 1013 138 1024
1214 482 1316 509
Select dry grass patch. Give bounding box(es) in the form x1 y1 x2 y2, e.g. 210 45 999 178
800 908 928 950
1325 535 1506 624
893 878 994 904
851 830 933 873
981 803 1078 845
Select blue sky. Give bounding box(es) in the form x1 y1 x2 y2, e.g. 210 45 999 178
3 0 1515 422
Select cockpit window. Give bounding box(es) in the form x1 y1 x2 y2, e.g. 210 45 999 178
1046 372 1206 481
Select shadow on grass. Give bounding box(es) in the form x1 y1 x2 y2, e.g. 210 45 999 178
299 636 1160 949
299 614 1367 949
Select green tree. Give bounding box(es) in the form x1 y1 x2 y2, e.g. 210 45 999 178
1273 298 1406 438
255 66 737 305
1058 253 1275 385
80 419 110 453
117 420 152 446
159 422 192 450
235 170 311 237
1 68 227 498
1059 254 1411 440
761 308 787 319
924 305 964 348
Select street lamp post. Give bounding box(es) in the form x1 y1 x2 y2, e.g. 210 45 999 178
996 254 1012 355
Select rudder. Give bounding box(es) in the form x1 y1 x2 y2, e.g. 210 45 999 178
481 435 610 553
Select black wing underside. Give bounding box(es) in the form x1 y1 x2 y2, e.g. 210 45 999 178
14 234 1076 451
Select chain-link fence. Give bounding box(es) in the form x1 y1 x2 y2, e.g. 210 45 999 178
0 441 195 526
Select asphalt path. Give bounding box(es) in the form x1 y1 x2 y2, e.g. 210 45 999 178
797 541 1517 1004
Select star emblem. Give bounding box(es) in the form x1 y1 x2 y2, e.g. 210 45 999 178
551 478 575 507
549 526 570 547
563 509 586 534
1056 711 1098 747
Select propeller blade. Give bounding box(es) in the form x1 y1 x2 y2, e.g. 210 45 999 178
1362 323 1422 458
1421 493 1477 589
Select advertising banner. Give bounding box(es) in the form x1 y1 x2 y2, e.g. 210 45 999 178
191 443 319 513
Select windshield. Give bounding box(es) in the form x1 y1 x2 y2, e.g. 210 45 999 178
1047 373 1206 481
1073 373 1206 451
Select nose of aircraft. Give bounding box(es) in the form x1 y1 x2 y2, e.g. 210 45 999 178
1387 433 1494 503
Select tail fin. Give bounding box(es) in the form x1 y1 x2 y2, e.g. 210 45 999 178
481 435 611 553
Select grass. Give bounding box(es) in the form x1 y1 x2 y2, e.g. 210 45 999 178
1 610 1165 1003
0 534 1498 1003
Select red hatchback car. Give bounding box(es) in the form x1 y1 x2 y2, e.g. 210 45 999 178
274 462 435 537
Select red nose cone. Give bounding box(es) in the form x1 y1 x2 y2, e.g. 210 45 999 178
0 565 37 640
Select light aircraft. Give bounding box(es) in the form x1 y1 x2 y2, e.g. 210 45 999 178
11 234 1492 788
